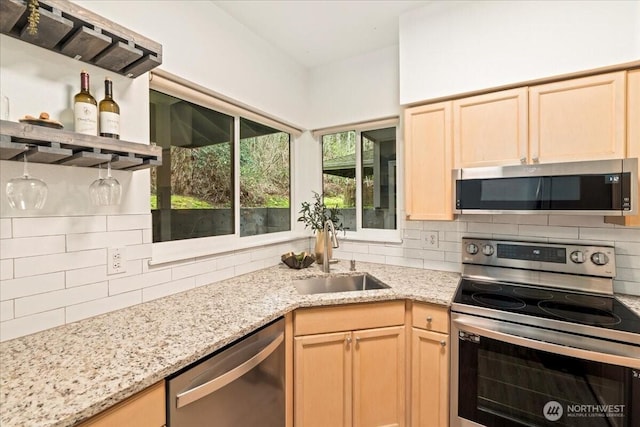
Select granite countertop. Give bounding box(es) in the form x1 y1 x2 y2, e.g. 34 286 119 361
0 261 460 427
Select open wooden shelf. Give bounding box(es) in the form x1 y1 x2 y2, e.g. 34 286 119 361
0 0 162 78
0 120 162 170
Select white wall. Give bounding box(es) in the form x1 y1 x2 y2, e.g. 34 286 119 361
399 0 640 104
75 0 309 128
308 45 400 129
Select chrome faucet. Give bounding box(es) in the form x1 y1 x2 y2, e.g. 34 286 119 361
323 219 339 273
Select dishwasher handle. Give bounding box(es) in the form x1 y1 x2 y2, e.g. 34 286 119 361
176 332 284 409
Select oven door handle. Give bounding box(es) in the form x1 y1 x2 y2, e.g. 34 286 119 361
453 317 640 369
176 332 284 409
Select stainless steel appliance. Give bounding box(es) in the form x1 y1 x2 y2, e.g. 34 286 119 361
451 238 640 427
454 158 637 216
167 318 285 426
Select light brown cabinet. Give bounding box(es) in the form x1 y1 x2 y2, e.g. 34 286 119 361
529 71 626 163
404 102 453 221
77 381 165 427
453 88 528 168
410 303 449 427
294 301 405 427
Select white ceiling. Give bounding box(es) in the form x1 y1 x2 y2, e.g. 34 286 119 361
214 0 430 68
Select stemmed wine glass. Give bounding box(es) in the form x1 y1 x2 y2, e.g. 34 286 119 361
89 161 121 206
6 148 48 210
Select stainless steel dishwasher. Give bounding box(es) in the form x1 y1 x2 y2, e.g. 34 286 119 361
167 318 285 426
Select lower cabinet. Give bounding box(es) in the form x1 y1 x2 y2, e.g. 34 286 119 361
410 302 450 427
294 301 406 427
78 381 165 427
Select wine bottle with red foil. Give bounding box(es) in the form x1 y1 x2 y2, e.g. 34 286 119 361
73 70 98 135
99 77 120 139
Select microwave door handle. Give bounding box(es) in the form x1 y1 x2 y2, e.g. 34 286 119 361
453 317 640 369
175 332 284 409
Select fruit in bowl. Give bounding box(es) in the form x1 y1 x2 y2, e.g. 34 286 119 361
281 251 315 269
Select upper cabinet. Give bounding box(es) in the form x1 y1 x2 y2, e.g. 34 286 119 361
0 0 162 78
453 88 528 168
404 102 453 221
529 72 626 163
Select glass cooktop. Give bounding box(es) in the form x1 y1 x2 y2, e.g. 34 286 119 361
453 278 640 335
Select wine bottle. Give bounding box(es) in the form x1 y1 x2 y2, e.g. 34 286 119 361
73 70 98 135
99 77 120 139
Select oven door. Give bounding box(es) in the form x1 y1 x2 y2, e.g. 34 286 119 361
451 313 640 427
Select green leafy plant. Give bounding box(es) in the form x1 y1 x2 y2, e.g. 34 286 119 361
297 191 343 232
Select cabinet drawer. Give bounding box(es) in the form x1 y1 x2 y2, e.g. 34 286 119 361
78 381 165 427
294 301 405 336
412 302 449 334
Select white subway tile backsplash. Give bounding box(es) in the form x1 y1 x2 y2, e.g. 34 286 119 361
0 309 65 341
614 280 640 295
172 258 217 281
195 266 235 287
0 300 13 321
0 219 11 239
107 214 152 231
615 255 639 269
369 245 405 257
142 229 152 244
615 268 640 282
439 241 461 253
143 277 195 302
403 228 422 239
109 269 171 295
0 235 65 260
15 282 107 317
66 230 142 252
1 272 64 301
402 238 423 249
352 253 386 264
385 256 423 269
65 291 141 324
66 265 108 288
13 216 106 238
614 241 640 256
13 249 105 278
518 225 579 240
423 259 460 272
423 220 468 232
579 227 640 242
0 259 13 280
548 215 612 227
126 243 152 260
403 221 423 231
468 222 519 235
340 242 369 254
445 251 461 263
493 215 548 225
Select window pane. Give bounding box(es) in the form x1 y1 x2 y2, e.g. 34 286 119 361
362 127 396 229
150 90 234 242
322 131 356 230
239 118 291 237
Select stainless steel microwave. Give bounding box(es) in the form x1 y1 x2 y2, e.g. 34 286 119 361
454 158 638 216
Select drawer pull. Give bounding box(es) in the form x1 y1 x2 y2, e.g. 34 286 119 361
346 337 352 345
426 316 433 323
440 340 446 347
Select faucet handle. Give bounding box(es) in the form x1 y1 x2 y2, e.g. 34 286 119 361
350 259 356 271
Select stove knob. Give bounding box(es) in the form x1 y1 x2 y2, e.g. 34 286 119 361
482 244 495 256
466 243 479 255
570 250 585 264
590 252 610 266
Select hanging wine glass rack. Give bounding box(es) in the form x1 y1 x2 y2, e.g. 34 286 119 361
0 120 162 170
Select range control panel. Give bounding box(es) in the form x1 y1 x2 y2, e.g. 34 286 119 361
462 238 615 277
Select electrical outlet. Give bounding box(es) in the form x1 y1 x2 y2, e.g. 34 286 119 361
423 231 439 248
107 247 126 275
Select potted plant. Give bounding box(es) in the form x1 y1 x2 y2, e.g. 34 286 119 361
297 191 343 264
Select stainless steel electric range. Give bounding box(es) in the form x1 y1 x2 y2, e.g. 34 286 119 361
451 238 640 427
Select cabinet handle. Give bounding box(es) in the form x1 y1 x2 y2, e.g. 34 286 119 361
532 157 539 163
345 337 352 345
440 340 447 347
426 316 433 323
520 157 527 164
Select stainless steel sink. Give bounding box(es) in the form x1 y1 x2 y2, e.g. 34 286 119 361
294 273 390 295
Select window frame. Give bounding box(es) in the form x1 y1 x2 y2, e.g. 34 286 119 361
149 71 303 265
317 119 401 243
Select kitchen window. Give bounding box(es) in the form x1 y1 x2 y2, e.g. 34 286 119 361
320 121 399 240
149 71 298 262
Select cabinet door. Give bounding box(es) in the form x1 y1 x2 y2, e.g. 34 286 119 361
529 71 626 163
404 102 453 221
78 382 165 427
411 329 448 427
352 326 405 427
294 332 352 427
453 88 528 168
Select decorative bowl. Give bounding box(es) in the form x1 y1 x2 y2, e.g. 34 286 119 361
281 251 315 269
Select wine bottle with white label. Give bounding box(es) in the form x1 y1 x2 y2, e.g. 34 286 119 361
74 70 98 135
99 77 120 139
